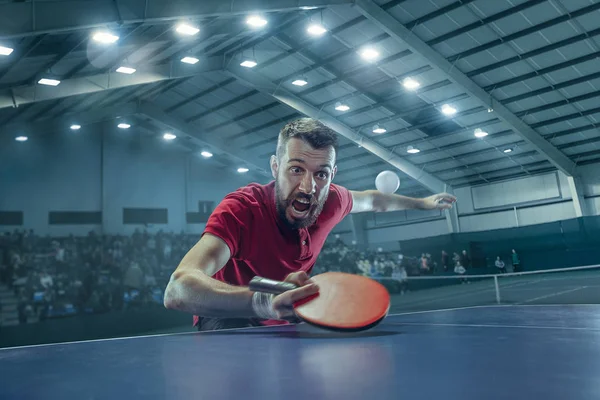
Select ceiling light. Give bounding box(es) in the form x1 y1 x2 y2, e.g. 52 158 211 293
407 146 420 154
474 128 488 138
181 56 199 64
240 59 257 68
503 148 513 153
70 124 81 130
0 46 14 56
301 6 318 10
335 102 350 111
307 24 327 36
441 104 457 116
176 23 200 36
360 47 379 61
38 78 60 86
92 31 119 44
246 15 267 27
116 66 136 74
163 133 176 141
402 77 420 90
237 167 249 173
292 78 308 86
200 151 213 158
372 125 386 134
117 123 131 129
15 136 28 142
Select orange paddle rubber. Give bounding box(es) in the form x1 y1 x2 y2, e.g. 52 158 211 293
249 272 391 332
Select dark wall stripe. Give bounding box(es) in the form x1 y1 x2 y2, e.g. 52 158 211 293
49 211 102 225
123 208 168 225
186 201 214 224
0 211 23 226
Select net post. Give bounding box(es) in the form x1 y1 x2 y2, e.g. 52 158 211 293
494 275 501 304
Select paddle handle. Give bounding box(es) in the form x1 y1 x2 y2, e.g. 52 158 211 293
249 276 297 294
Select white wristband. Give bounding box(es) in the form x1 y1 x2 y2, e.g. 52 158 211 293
252 291 279 320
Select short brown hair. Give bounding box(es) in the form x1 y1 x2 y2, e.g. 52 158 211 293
276 118 339 161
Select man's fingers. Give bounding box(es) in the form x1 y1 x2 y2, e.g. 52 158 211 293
285 283 319 304
285 271 312 287
441 193 457 202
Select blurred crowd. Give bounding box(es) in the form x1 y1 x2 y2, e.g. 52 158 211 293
0 229 196 325
0 229 521 326
314 235 521 288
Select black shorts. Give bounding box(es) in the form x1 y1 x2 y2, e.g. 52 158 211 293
196 317 263 332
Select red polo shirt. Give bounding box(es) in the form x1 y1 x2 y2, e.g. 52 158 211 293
193 180 353 327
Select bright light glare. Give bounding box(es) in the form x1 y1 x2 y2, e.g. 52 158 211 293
0 46 14 56
474 128 488 138
201 151 213 158
403 77 420 90
442 104 457 115
163 133 176 141
240 59 257 68
38 78 60 86
307 24 327 36
70 125 81 130
118 123 131 129
407 146 420 154
15 136 28 142
93 31 119 44
360 47 379 61
504 148 513 153
176 23 200 36
372 125 386 134
181 56 199 64
246 15 267 27
116 66 136 74
335 103 350 111
237 167 249 173
292 79 308 86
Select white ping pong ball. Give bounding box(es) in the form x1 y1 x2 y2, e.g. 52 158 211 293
375 170 400 194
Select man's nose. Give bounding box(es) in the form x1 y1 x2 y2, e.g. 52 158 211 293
299 173 316 194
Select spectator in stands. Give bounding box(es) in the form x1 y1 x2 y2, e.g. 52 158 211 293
454 260 466 275
391 265 408 295
512 249 521 272
39 270 53 289
420 253 430 274
123 261 144 297
441 250 449 272
495 256 506 273
461 250 471 269
452 252 460 267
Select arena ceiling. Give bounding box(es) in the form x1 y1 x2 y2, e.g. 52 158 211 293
1 0 599 197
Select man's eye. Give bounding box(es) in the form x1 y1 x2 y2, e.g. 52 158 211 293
317 172 329 180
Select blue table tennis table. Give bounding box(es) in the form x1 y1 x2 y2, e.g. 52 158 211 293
2 304 599 399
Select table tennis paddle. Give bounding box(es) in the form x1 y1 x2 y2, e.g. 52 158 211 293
249 272 390 332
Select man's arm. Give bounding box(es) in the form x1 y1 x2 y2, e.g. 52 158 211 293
349 190 457 214
163 233 319 319
163 233 255 318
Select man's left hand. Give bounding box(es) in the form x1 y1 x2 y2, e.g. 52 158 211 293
422 193 457 210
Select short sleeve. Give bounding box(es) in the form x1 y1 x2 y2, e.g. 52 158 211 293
202 193 253 258
330 183 354 221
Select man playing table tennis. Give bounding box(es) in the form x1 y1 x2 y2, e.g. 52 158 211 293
164 118 456 331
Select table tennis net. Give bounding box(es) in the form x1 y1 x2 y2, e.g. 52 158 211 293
377 264 600 313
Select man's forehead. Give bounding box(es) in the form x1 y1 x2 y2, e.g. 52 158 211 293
283 139 336 165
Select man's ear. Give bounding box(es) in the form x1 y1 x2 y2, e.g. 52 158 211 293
331 165 338 181
270 155 278 179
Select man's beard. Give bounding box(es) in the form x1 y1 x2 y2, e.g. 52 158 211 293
275 180 328 230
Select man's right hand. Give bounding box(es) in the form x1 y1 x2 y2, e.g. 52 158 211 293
271 271 319 319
